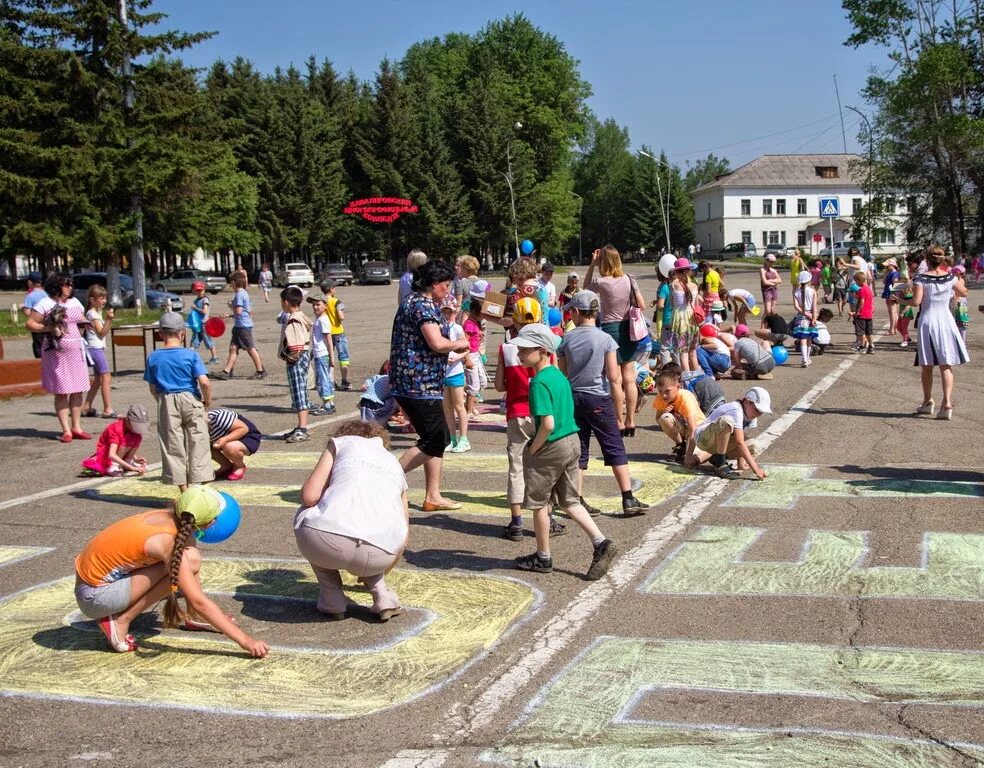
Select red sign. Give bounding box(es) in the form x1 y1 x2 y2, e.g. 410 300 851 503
344 197 419 224
812 233 823 242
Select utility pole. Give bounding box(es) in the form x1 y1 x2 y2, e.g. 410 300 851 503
118 0 146 307
638 150 672 253
502 122 523 260
847 106 874 249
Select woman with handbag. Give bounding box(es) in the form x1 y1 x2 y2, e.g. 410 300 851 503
585 245 646 436
666 258 700 372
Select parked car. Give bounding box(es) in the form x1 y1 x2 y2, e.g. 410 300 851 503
274 262 315 287
154 269 226 294
818 240 871 261
72 272 183 311
763 244 798 259
317 262 355 286
710 242 758 260
359 260 392 285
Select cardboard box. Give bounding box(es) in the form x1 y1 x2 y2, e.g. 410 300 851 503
481 290 508 319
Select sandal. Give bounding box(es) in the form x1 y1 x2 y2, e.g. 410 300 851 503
99 411 118 419
98 615 136 652
71 429 92 440
82 408 97 418
180 613 236 633
58 432 73 443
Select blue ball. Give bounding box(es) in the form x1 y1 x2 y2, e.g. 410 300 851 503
772 345 789 365
520 239 535 256
547 307 562 327
196 491 241 544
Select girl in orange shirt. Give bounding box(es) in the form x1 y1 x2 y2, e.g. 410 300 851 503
74 486 269 656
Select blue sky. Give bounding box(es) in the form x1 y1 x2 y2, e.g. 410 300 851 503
154 0 885 169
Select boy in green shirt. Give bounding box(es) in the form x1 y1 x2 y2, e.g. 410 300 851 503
512 323 617 580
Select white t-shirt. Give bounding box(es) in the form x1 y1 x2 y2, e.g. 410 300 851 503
703 337 729 355
848 255 867 280
311 314 332 358
538 278 557 307
84 308 106 349
695 401 757 443
446 323 465 378
293 436 409 554
794 286 816 315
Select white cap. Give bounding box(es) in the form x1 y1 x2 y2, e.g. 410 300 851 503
744 386 772 414
798 271 812 284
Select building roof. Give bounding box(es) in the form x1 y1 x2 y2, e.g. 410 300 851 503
694 154 864 192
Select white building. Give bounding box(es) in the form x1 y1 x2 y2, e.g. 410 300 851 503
692 154 908 256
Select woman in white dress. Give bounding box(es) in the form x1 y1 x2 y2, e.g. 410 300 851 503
912 245 969 420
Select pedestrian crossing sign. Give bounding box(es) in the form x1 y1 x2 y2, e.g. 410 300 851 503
819 197 840 217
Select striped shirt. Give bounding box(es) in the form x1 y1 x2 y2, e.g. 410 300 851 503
207 408 237 442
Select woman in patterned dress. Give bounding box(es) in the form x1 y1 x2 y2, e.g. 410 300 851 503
912 245 969 420
25 272 93 442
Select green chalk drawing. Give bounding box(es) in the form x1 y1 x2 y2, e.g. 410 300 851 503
0 545 53 568
644 526 984 600
726 465 983 509
482 637 984 767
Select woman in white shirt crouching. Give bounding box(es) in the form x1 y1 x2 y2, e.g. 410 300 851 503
294 420 409 621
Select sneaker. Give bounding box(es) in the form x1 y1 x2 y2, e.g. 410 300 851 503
248 370 268 380
308 404 327 416
515 552 553 573
671 442 686 463
549 519 568 537
207 357 219 364
866 345 874 354
323 401 337 415
445 439 458 453
586 539 617 581
452 436 471 453
338 381 351 391
285 428 310 443
501 521 524 541
579 496 602 516
621 495 648 516
900 341 909 348
713 462 742 480
210 370 232 380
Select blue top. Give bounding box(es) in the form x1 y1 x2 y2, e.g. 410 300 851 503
144 348 207 395
657 283 673 327
389 294 448 400
24 288 47 311
191 295 210 317
231 289 253 328
881 268 900 299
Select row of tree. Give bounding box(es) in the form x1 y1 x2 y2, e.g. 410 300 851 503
1 1 726 287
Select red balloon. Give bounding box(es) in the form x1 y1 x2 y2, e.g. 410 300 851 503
699 324 719 338
204 317 226 338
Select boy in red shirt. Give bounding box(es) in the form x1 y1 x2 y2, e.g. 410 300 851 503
850 272 875 354
81 404 150 476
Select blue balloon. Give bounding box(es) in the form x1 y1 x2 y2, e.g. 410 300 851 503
196 491 241 544
520 239 535 256
772 345 789 365
547 307 562 327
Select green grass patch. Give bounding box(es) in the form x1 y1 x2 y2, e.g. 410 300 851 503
0 307 164 339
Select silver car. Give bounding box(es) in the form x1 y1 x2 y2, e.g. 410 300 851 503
154 269 225 294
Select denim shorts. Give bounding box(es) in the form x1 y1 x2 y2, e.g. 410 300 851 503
75 577 131 619
332 333 349 364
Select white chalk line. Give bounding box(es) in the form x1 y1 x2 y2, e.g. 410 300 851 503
378 338 873 768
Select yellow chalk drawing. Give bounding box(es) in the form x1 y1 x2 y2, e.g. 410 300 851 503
92 453 695 519
0 545 53 568
0 560 537 718
644 526 984 600
483 637 984 767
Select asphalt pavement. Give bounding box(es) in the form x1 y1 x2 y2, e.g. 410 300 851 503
0 265 982 767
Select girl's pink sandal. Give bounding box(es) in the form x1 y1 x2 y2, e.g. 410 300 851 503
97 615 136 652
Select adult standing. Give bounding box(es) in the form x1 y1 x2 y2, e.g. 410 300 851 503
24 272 92 442
389 259 470 510
584 245 645 435
912 245 969 420
398 249 428 305
846 246 867 283
22 271 47 358
295 420 408 621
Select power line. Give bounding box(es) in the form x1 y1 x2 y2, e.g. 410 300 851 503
667 114 841 160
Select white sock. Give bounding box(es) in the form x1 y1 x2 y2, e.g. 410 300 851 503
591 535 605 546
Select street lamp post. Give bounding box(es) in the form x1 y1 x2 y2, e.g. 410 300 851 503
502 121 523 260
637 150 672 253
846 106 874 251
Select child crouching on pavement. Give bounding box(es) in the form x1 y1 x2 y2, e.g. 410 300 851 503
81 404 151 477
279 286 314 444
652 364 706 464
685 386 771 480
359 360 398 425
512 323 618 580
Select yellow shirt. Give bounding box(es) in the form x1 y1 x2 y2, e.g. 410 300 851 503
326 296 345 335
704 269 721 295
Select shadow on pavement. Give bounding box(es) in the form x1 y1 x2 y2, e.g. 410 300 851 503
834 464 984 483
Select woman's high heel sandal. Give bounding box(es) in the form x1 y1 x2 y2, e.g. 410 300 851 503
937 405 953 421
916 400 935 416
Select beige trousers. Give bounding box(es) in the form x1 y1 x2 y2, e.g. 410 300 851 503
156 392 214 487
506 416 535 505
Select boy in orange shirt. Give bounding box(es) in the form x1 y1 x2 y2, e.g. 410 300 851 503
652 365 706 463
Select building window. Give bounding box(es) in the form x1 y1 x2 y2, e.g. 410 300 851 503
741 231 752 244
797 198 807 215
797 230 807 246
762 199 773 216
740 199 751 216
906 196 917 212
815 166 839 178
874 228 896 245
852 197 863 215
706 202 711 220
768 231 781 245
762 231 769 247
885 199 896 214
776 199 786 216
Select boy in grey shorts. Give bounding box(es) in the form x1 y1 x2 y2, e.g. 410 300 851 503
511 323 617 580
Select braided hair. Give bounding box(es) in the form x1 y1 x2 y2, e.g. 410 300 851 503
161 510 197 628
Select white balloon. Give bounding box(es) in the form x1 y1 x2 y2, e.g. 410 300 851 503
658 254 677 278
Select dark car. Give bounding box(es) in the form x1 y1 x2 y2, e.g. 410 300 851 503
360 260 392 285
72 272 183 311
713 242 758 260
317 263 354 286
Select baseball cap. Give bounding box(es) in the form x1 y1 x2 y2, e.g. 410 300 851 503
125 403 150 435
512 323 559 352
176 485 223 527
158 311 184 331
305 289 327 304
567 272 580 281
320 278 338 290
541 262 555 273
568 289 600 312
469 279 490 299
735 324 750 338
440 295 459 312
513 296 542 324
765 254 777 262
191 281 205 292
27 271 43 284
798 271 812 284
745 386 772 414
